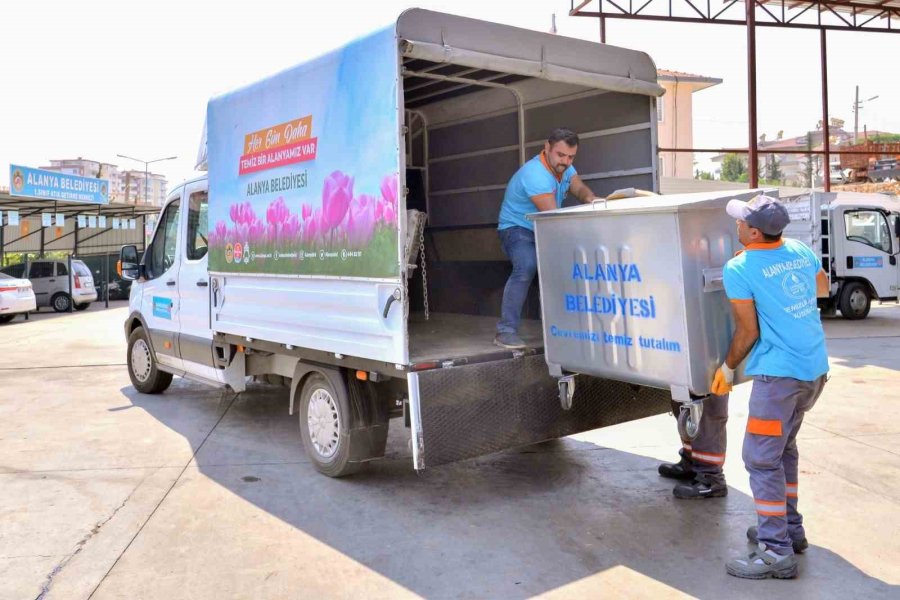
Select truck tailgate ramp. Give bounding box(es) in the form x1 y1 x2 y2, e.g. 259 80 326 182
408 354 671 469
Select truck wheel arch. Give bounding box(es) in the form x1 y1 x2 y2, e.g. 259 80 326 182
289 363 344 416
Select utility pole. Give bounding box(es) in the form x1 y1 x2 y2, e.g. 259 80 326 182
852 86 879 145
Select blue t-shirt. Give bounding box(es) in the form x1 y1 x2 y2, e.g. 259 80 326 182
723 238 828 381
498 153 576 231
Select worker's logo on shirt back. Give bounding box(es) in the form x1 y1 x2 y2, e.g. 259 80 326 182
781 271 811 299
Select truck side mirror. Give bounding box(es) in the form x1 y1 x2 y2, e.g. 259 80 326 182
120 244 140 281
894 215 900 238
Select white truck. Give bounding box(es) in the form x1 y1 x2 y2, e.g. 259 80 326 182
783 191 900 319
119 9 687 477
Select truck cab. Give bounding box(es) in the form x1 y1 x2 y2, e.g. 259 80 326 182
122 176 225 390
829 198 900 318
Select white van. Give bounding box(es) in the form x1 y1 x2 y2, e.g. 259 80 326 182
0 259 96 312
121 9 673 477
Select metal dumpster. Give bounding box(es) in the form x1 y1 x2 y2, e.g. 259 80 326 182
529 190 764 406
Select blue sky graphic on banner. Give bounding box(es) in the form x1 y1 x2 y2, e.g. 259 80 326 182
207 26 400 278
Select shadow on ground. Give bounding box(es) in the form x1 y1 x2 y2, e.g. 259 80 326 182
119 379 898 599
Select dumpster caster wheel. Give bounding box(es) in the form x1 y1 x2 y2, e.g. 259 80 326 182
558 375 576 411
677 400 703 440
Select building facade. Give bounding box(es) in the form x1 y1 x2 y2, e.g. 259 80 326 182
656 70 723 179
120 170 168 206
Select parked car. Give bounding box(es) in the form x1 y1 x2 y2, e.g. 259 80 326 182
0 259 97 312
96 278 132 301
0 272 36 323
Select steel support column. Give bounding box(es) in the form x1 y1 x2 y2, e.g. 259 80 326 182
747 0 759 188
821 28 831 192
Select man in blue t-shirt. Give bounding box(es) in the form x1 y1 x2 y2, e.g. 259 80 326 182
712 195 829 580
494 128 598 348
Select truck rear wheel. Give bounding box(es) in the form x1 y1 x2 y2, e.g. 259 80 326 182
839 281 870 320
298 372 362 477
127 327 173 394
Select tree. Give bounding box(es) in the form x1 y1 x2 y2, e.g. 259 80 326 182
869 133 900 143
694 169 714 181
764 155 783 183
721 153 746 182
803 134 814 188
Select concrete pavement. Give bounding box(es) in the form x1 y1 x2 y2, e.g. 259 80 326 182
0 301 898 599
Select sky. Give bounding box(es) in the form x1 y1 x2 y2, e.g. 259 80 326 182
1 0 897 187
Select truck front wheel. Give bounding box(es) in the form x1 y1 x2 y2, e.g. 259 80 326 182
839 281 871 320
298 372 362 477
127 327 173 394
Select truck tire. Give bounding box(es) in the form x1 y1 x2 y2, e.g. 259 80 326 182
127 327 173 394
839 281 871 320
298 372 362 477
51 292 71 312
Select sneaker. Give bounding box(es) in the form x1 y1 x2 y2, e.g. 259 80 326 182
747 526 808 554
726 545 798 579
673 473 728 499
658 454 696 480
494 333 526 349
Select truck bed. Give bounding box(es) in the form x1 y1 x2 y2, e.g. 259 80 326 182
408 312 543 364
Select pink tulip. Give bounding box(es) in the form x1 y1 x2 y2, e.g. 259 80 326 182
347 194 376 249
284 214 301 241
248 219 266 245
382 201 396 226
303 209 321 246
380 174 398 209
266 196 290 226
301 203 312 221
229 201 256 225
321 171 353 231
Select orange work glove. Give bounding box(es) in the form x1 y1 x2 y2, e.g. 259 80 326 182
711 362 735 395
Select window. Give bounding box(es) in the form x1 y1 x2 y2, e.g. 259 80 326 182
2 264 25 278
29 262 53 279
656 97 664 123
56 263 68 276
73 262 91 277
186 191 208 260
844 210 892 253
145 199 181 279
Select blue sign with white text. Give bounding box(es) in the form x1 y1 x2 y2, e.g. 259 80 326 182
853 256 883 269
152 296 173 320
9 164 109 204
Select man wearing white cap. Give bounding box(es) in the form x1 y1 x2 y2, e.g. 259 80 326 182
713 194 830 580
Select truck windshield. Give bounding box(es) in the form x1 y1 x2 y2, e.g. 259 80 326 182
845 210 892 253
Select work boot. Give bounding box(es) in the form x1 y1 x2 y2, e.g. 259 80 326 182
494 333 526 349
672 472 727 499
726 544 798 579
658 452 696 480
747 526 808 554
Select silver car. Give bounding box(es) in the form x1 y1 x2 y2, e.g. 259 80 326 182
0 259 97 312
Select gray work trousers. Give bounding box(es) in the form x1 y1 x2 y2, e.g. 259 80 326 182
743 375 827 555
677 393 729 479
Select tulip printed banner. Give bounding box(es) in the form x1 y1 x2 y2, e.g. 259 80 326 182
207 27 401 278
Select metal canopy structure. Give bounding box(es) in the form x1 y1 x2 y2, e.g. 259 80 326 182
0 192 158 263
570 0 900 190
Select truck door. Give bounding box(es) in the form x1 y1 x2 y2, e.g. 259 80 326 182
894 212 900 297
839 207 897 298
140 194 183 372
177 180 219 382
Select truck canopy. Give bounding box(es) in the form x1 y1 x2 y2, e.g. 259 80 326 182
196 8 663 170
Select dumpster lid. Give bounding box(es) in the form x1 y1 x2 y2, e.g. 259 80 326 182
527 189 776 221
